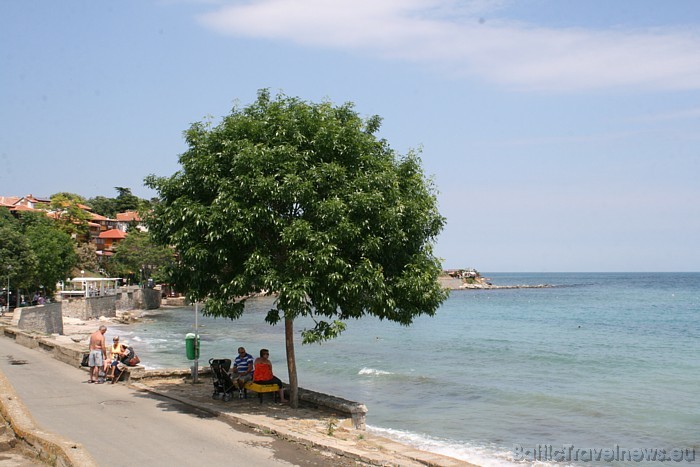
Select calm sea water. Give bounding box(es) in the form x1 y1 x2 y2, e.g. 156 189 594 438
109 273 700 466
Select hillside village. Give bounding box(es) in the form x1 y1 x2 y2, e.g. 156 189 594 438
0 191 168 311
0 194 144 258
2 193 544 306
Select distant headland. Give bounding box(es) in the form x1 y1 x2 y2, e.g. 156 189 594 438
439 269 553 290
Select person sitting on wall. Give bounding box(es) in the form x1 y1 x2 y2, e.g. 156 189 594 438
253 348 287 403
106 336 125 381
111 343 139 383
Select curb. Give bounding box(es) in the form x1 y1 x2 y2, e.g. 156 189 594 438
130 382 395 466
0 368 98 467
130 382 467 466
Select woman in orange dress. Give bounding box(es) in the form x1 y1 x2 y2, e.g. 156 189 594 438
253 349 288 403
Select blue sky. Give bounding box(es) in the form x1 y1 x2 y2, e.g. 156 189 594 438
2 0 699 272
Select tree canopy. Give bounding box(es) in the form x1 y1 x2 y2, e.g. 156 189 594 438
107 230 174 284
75 242 99 274
0 212 39 301
49 193 91 238
19 211 77 294
0 210 77 301
145 89 447 406
87 187 147 218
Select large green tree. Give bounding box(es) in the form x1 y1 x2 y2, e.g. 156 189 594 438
145 90 447 407
0 212 38 305
19 212 77 294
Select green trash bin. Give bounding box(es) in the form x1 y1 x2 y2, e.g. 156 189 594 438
185 333 200 360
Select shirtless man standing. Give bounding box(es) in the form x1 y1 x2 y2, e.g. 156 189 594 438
88 325 107 383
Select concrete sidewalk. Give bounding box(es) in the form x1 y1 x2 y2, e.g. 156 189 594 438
0 336 368 466
0 320 471 467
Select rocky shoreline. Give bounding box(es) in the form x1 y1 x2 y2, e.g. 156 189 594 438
438 274 553 290
458 283 554 290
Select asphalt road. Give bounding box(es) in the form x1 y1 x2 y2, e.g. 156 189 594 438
0 337 338 466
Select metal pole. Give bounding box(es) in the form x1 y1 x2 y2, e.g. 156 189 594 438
6 265 11 313
193 301 199 383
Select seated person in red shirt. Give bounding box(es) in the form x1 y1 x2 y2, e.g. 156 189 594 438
253 348 287 403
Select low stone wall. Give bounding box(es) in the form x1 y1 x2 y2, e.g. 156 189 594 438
116 288 162 311
115 288 135 311
299 388 368 430
141 367 367 429
162 297 187 307
2 327 85 367
142 289 162 309
61 296 116 320
2 326 147 380
12 303 64 335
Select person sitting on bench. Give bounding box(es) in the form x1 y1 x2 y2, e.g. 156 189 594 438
253 348 287 403
232 346 254 394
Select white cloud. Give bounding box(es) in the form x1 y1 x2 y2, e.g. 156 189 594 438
626 106 700 123
196 0 700 92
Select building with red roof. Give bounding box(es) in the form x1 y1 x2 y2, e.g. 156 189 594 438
97 228 127 252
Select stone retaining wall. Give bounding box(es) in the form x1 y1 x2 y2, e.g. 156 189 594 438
61 296 116 320
141 289 162 309
162 296 187 307
2 327 85 367
11 303 64 335
116 288 162 311
299 388 368 430
115 289 136 312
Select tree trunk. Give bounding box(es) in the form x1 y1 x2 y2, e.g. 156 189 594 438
284 317 299 408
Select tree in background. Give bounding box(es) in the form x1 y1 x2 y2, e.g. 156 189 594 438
49 193 91 239
114 187 142 213
0 211 39 306
107 230 174 285
18 212 77 295
146 90 447 407
87 195 117 218
75 242 99 274
87 187 151 218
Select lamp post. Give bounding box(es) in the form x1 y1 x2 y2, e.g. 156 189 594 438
81 270 86 297
5 265 11 313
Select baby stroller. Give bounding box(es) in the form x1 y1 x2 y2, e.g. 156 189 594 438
209 358 236 401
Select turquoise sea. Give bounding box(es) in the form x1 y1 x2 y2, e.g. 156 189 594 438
110 273 700 466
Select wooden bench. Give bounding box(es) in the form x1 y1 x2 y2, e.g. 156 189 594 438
244 382 280 403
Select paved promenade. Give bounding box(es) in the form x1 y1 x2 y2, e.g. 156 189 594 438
0 336 361 466
0 316 472 467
